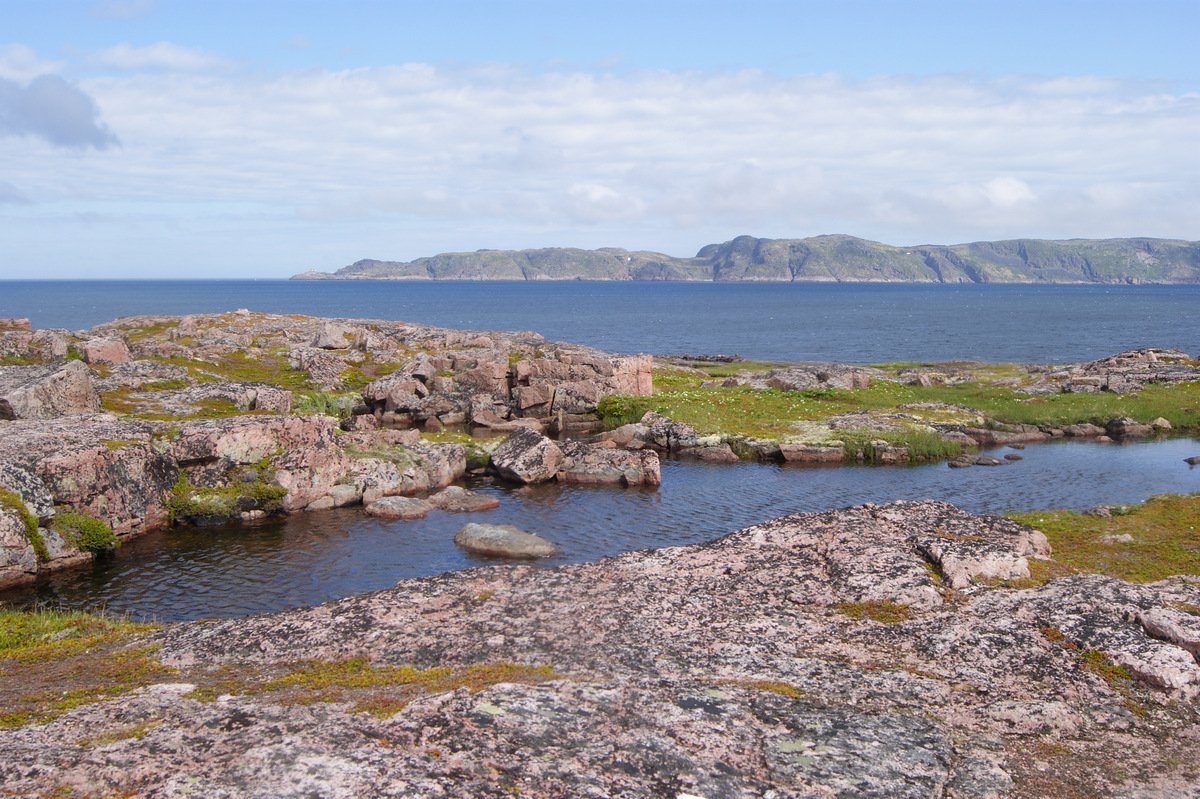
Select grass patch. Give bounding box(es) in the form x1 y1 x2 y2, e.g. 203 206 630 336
0 609 166 729
0 354 43 366
834 601 914 624
0 488 46 562
140 378 190 392
294 391 357 418
214 658 563 718
1008 494 1200 582
54 512 118 553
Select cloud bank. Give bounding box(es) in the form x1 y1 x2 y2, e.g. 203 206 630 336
1 55 1197 276
0 74 117 149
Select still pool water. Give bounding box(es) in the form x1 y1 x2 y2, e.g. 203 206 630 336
4 436 1197 622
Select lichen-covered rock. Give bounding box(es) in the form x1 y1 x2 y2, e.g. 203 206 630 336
556 440 661 486
0 361 100 419
427 485 500 513
489 428 563 484
453 522 559 558
80 336 131 365
60 500 1186 798
363 496 433 520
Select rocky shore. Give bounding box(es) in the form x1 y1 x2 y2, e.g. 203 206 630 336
0 311 655 588
2 500 1199 797
2 310 1197 589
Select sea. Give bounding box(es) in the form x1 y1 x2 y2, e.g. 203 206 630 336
1 280 1197 363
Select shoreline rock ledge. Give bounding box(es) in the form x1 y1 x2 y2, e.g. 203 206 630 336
4 500 1197 797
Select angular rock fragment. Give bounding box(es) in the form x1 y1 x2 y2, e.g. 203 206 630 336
0 361 100 420
489 428 563 484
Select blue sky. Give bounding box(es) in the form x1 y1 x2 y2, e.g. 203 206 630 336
1 0 1198 277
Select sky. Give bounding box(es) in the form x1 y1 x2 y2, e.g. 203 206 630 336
1 0 1198 278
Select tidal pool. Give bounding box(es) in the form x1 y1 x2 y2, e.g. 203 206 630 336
4 436 1197 622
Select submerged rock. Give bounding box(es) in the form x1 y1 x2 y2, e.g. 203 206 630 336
363 496 433 520
427 485 500 513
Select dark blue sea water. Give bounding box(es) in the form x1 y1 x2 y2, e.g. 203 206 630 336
1 280 1196 362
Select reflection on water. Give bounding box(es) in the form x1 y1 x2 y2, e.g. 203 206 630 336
3 436 1197 622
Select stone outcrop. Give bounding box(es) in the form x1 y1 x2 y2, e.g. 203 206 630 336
5 502 1194 796
488 428 563 484
1029 348 1200 395
0 361 100 419
716 362 882 391
81 336 131 365
0 413 467 587
556 440 661 486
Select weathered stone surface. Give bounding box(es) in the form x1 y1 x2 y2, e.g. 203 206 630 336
427 485 500 513
313 320 358 349
363 496 433 520
556 441 661 486
780 443 845 463
453 522 558 558
489 428 563 484
1106 416 1155 439
33 500 1179 798
0 361 100 419
81 336 131 365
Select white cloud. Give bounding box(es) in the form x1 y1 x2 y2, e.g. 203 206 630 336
92 42 229 72
0 44 65 82
1 65 1198 276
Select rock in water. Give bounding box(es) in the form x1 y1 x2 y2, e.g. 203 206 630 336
363 496 433 520
489 428 563 484
428 486 500 513
454 522 558 558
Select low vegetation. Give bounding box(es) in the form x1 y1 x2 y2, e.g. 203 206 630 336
0 609 165 729
0 488 46 562
1009 493 1200 583
166 471 287 525
54 512 119 553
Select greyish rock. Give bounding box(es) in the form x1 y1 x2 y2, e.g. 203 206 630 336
363 496 434 520
427 485 500 513
0 361 100 420
453 522 559 558
488 428 563 484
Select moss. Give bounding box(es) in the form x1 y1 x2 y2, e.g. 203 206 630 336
78 718 162 747
0 354 43 366
100 439 141 451
834 601 914 624
167 473 287 525
0 488 47 562
54 512 119 553
1008 494 1200 582
733 679 806 698
140 378 190 391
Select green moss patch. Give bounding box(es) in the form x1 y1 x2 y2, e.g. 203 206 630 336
834 601 914 624
1008 494 1200 582
54 512 119 553
0 488 47 562
167 473 287 525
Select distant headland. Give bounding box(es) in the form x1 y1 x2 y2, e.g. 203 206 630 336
292 234 1200 284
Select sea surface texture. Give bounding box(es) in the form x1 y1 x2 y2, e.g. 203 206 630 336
1 280 1196 362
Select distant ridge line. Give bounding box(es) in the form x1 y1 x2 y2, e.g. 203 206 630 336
292 234 1200 284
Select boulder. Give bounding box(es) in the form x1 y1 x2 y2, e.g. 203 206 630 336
453 522 558 558
1061 423 1106 438
556 442 661 486
489 428 563 484
363 496 433 520
312 321 357 350
0 361 101 420
428 486 500 513
1106 416 1154 440
81 336 132 365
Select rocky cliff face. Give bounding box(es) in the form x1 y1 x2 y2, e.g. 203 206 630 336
296 235 1200 284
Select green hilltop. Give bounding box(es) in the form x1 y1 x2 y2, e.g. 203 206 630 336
292 234 1200 284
